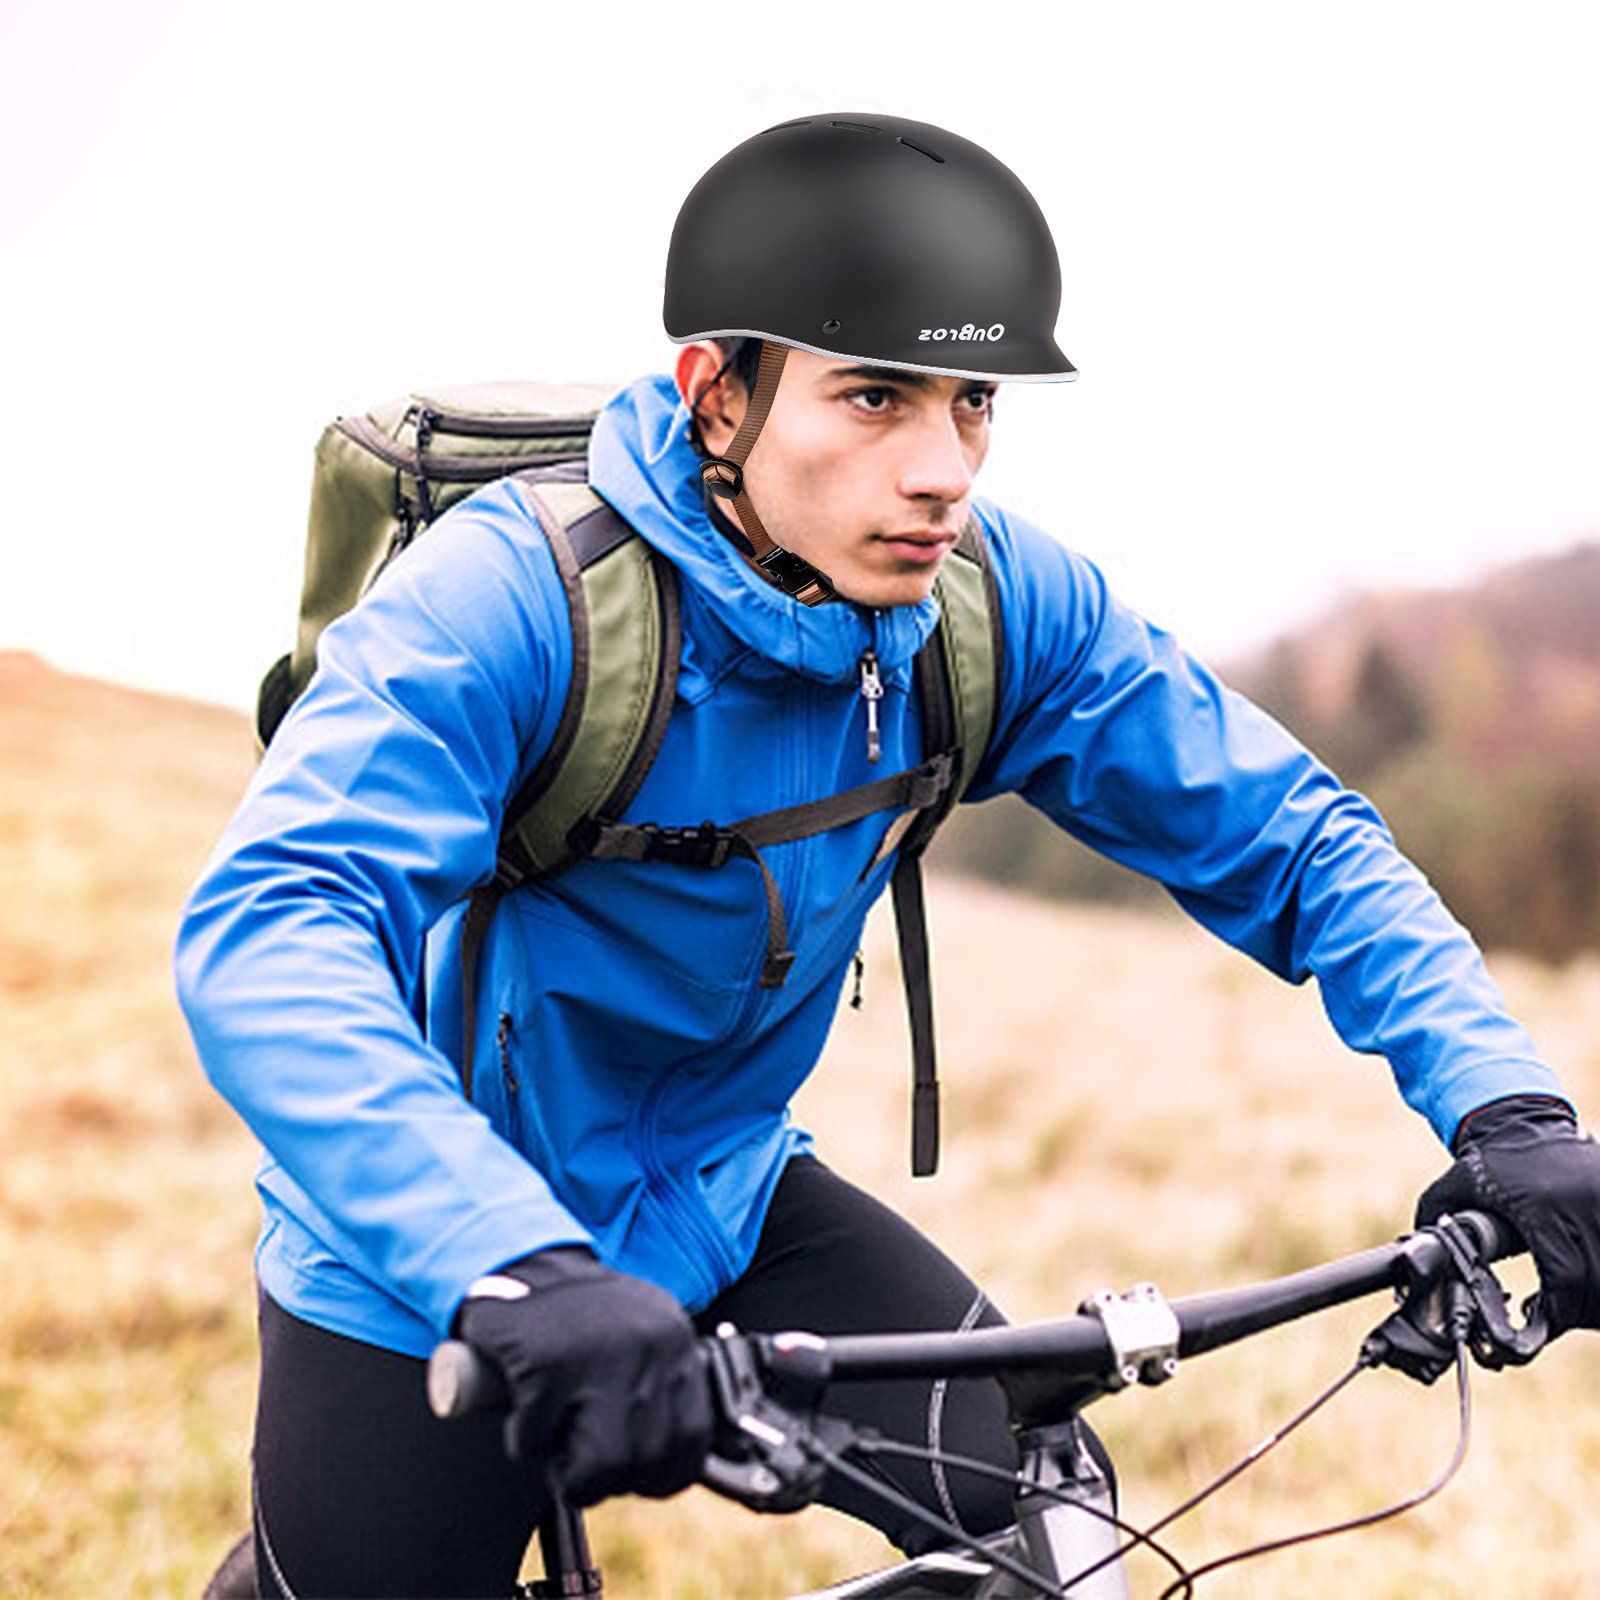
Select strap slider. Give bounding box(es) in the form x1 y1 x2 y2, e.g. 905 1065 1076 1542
700 457 745 501
641 819 735 870
905 751 957 810
759 949 797 989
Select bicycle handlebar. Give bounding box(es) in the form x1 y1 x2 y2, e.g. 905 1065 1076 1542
427 1209 1524 1426
816 1209 1519 1382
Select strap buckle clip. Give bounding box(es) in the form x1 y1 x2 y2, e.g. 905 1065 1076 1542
640 820 735 870
755 545 835 600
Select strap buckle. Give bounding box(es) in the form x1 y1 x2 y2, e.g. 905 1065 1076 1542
639 820 735 870
756 545 835 600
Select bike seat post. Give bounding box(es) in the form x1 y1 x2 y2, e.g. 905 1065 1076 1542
532 1493 601 1598
1013 1419 1130 1600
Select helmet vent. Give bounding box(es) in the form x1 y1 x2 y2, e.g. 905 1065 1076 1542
761 118 814 133
897 136 945 164
829 119 882 134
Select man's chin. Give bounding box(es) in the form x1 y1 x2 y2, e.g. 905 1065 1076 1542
824 550 947 610
832 571 942 610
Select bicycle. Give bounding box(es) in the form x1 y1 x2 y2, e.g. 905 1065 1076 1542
203 1208 1547 1597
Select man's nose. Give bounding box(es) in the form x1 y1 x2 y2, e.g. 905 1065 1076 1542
897 414 975 506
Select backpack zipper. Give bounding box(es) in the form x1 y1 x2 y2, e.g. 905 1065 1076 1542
410 404 596 441
850 947 865 1009
333 414 586 482
360 502 420 596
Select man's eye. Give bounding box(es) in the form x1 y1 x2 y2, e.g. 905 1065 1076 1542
845 387 894 412
844 387 996 415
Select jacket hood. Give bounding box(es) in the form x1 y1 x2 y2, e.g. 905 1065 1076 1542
587 372 941 685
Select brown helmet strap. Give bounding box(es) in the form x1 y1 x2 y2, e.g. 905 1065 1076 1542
699 341 837 607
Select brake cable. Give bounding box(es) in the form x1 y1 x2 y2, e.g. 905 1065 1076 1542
802 1440 1074 1598
847 1434 1195 1597
1084 1215 1521 1593
809 1433 1194 1599
823 1333 1469 1600
700 1218 1517 1596
1152 1336 1472 1599
1053 1354 1369 1594
834 1217 1500 1596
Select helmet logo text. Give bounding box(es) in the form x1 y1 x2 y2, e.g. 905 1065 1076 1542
919 323 1004 343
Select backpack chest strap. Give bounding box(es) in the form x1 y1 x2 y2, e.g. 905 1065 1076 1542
575 751 956 988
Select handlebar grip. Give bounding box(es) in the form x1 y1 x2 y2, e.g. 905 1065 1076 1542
1452 1208 1523 1264
427 1339 510 1419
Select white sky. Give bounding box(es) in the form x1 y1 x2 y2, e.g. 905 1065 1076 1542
3 0 1596 712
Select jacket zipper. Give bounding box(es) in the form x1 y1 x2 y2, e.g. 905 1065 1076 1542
636 804 801 1290
496 1012 519 1095
858 648 884 764
632 678 813 1292
635 1064 739 1290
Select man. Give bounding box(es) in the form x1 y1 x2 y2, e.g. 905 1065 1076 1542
177 113 1600 1599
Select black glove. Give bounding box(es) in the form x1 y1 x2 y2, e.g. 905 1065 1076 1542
1415 1093 1600 1338
453 1246 713 1505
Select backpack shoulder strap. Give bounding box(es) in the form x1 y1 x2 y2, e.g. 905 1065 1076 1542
924 511 1004 817
497 469 681 881
892 509 1003 1176
459 463 679 1095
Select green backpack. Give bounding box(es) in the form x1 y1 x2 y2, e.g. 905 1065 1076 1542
261 380 1004 1176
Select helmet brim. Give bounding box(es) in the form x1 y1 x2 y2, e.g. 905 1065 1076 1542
669 328 1077 384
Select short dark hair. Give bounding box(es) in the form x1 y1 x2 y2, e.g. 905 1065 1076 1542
712 336 765 396
686 337 764 458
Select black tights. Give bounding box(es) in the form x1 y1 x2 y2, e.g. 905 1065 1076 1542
252 1155 1115 1597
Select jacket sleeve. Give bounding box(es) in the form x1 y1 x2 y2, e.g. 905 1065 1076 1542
174 481 594 1337
965 503 1569 1149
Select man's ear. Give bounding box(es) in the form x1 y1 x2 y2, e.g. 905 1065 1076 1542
675 342 746 455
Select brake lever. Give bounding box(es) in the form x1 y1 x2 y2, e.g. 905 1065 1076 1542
1364 1213 1551 1384
1433 1212 1551 1368
700 1323 854 1513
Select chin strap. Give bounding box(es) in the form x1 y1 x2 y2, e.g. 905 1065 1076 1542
699 341 837 607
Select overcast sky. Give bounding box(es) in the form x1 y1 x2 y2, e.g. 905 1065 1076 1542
3 0 1596 711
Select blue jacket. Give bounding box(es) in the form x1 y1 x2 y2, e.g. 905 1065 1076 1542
174 372 1566 1358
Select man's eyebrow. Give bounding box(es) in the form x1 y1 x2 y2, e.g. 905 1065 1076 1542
823 364 995 390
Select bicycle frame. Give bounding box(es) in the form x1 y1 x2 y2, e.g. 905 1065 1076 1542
791 1418 1127 1599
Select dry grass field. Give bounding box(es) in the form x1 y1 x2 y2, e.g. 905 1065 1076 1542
3 650 1599 1598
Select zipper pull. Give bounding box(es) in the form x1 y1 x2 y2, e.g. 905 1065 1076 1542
496 1012 518 1094
414 405 438 456
850 948 865 1010
858 649 883 764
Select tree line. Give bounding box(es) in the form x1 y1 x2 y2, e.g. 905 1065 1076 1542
931 633 1600 964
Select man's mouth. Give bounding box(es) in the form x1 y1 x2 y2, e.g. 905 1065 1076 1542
876 530 959 563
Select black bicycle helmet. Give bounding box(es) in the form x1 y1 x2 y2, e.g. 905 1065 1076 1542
664 112 1076 604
